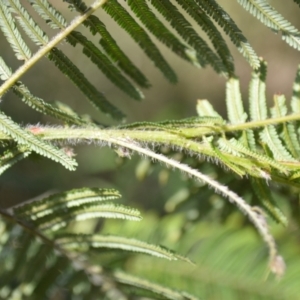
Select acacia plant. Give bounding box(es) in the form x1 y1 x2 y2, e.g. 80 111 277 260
0 0 300 299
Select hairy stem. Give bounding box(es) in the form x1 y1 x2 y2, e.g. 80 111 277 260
1 126 280 270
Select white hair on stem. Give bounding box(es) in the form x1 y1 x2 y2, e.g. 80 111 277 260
103 136 283 277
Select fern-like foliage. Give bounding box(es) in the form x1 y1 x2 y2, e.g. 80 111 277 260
0 0 300 299
0 188 194 299
238 0 300 49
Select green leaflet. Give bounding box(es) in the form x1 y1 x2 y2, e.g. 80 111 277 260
0 145 31 175
222 137 288 175
226 78 247 124
118 116 225 139
23 202 142 232
259 125 296 162
48 48 124 119
291 65 300 113
251 178 287 226
29 0 67 29
0 1 31 60
8 0 49 46
195 0 260 69
56 233 190 262
103 0 177 83
149 0 226 75
294 0 300 7
249 61 295 162
175 0 235 76
249 61 268 121
127 0 198 66
7 0 124 119
68 0 151 88
271 94 300 159
14 187 122 215
196 99 222 118
0 111 77 170
69 31 144 101
207 137 246 176
13 82 88 125
13 188 141 231
30 0 143 101
1 50 87 125
113 271 199 300
237 0 300 50
0 56 12 81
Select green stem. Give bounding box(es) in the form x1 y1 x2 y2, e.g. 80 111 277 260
0 0 108 96
0 113 299 142
225 113 300 132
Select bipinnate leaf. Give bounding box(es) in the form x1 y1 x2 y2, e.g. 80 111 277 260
13 188 140 231
14 187 122 215
56 233 191 262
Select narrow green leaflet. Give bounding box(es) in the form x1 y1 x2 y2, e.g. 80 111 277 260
249 61 268 121
0 145 31 175
69 31 143 100
196 99 222 118
127 0 199 66
260 123 296 162
13 82 88 125
68 0 151 88
237 0 300 50
103 0 177 83
251 178 288 226
271 94 300 159
113 271 200 300
195 0 260 69
0 56 12 81
30 0 143 101
56 234 189 262
20 202 141 232
219 137 289 174
0 111 77 170
0 1 31 60
149 0 226 74
29 0 67 29
249 61 295 162
175 0 235 76
14 187 122 216
49 48 124 119
291 65 300 113
8 0 49 46
7 0 124 119
226 78 247 124
207 137 246 176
